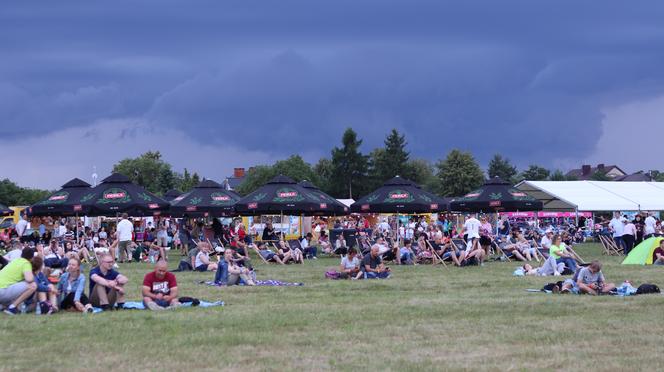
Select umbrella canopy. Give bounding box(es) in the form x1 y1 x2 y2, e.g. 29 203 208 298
449 177 543 212
234 175 340 216
81 173 170 216
28 178 92 216
0 202 13 216
164 189 183 201
169 179 240 217
622 237 663 265
298 180 349 215
350 176 448 213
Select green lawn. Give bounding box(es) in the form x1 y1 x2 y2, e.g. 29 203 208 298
2 243 663 371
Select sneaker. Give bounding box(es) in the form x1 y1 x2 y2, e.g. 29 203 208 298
4 307 18 315
312 256 318 260
146 302 165 311
86 307 94 314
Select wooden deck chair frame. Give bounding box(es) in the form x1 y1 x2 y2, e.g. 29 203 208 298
494 241 513 262
425 240 447 266
599 235 622 256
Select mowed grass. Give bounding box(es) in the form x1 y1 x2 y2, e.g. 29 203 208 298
2 243 664 371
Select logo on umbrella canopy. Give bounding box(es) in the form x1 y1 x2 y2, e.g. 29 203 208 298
248 202 258 209
42 191 70 204
99 188 131 204
211 192 234 205
385 190 414 203
274 188 304 202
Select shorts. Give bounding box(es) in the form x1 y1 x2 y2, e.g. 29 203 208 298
156 236 168 247
0 282 30 306
195 264 209 272
119 240 131 251
563 279 579 294
479 236 492 246
462 257 479 266
260 251 276 261
60 292 90 309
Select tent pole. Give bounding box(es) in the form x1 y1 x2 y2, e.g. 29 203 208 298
575 207 579 227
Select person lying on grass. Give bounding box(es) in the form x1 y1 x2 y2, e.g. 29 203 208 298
89 253 128 311
57 257 93 313
361 245 390 279
195 242 218 272
142 260 180 311
523 256 565 276
575 260 616 295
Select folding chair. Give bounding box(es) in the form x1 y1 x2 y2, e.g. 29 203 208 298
426 240 447 266
599 235 622 256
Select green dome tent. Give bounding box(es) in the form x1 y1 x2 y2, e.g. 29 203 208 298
622 237 663 265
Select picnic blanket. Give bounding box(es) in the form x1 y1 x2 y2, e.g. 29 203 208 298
91 300 224 312
526 283 639 296
201 280 303 287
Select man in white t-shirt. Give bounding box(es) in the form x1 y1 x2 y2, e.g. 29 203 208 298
608 212 624 252
15 215 29 242
540 230 553 250
644 213 657 239
115 213 134 263
463 213 481 249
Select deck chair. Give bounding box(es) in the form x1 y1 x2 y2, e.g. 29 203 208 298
599 235 622 256
426 240 447 266
565 245 586 264
494 241 513 262
251 244 271 264
530 239 550 259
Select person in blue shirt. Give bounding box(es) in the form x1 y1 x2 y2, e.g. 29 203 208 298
58 258 93 313
89 253 128 310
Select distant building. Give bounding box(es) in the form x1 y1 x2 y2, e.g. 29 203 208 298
222 167 247 191
566 164 626 180
565 164 653 181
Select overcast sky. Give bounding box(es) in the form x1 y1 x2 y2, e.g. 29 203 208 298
2 1 664 189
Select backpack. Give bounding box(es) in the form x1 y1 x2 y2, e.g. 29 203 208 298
325 270 340 280
636 284 660 295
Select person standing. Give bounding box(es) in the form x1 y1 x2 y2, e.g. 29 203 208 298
622 219 637 255
15 214 29 243
463 213 481 252
633 214 645 245
644 213 657 240
115 213 133 263
609 212 624 253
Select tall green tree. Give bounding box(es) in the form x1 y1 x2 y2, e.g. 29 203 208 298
236 155 319 195
372 129 413 182
435 149 484 196
113 151 177 195
314 158 334 194
0 179 52 205
408 158 439 192
487 154 517 183
519 165 551 181
329 128 369 199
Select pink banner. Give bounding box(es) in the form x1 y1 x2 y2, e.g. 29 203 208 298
499 211 592 218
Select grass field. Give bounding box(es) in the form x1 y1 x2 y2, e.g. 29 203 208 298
2 243 663 371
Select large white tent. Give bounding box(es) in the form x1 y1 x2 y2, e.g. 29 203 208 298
515 181 664 212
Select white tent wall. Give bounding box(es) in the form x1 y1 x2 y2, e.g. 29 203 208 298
514 181 664 212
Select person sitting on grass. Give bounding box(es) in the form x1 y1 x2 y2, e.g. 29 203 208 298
459 237 486 267
576 260 616 295
30 255 58 314
301 233 317 260
339 248 361 279
319 231 332 254
142 260 180 310
399 239 416 265
334 233 348 256
256 242 285 264
89 253 128 311
652 239 664 265
0 247 37 315
195 242 218 272
275 240 294 264
550 234 577 273
230 235 251 260
147 240 167 263
361 245 391 279
57 258 93 313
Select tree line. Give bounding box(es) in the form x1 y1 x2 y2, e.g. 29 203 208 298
2 129 659 206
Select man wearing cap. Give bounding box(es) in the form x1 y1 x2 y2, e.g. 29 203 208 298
540 230 553 251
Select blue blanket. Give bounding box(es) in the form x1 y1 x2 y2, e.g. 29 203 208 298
202 280 303 287
92 300 224 312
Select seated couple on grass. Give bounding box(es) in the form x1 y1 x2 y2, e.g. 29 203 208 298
548 261 617 295
325 246 390 280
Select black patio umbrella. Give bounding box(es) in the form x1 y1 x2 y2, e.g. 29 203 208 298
169 180 240 217
350 176 448 214
164 189 183 201
449 177 543 212
82 173 170 216
298 180 349 215
28 178 93 216
234 175 338 216
0 202 13 216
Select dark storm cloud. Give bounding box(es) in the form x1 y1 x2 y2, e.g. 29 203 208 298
2 0 664 170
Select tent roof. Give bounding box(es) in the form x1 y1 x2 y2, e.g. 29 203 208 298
515 181 664 211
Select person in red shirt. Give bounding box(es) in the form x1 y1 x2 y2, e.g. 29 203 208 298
142 261 180 310
653 240 664 265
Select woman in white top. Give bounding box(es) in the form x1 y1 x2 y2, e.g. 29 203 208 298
339 249 361 279
195 243 218 272
622 219 637 255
